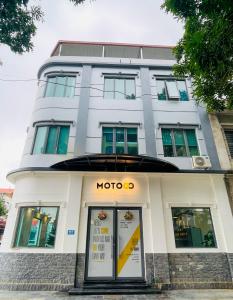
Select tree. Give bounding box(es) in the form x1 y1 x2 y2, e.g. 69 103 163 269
0 195 7 217
0 0 85 54
162 0 233 111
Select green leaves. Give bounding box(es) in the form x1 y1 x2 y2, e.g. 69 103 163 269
0 0 43 53
0 196 7 217
0 0 86 54
162 0 233 111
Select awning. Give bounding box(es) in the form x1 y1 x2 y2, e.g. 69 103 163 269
51 154 179 172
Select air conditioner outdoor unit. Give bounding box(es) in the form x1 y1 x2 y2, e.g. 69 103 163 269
192 156 212 169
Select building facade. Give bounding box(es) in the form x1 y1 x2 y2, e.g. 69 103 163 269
209 112 233 214
1 42 233 291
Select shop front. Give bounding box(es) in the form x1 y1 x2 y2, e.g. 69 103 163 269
1 155 233 291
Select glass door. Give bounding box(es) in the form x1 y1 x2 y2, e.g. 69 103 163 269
85 207 144 281
86 208 115 279
117 208 143 279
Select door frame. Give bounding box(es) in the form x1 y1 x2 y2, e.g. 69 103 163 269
84 206 145 282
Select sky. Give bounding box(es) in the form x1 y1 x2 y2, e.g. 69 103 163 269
0 0 183 188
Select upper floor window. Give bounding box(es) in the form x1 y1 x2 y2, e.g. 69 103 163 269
162 128 199 157
104 77 136 100
172 207 217 248
44 75 76 97
157 79 188 101
102 127 138 155
224 130 233 158
32 125 70 154
14 206 59 248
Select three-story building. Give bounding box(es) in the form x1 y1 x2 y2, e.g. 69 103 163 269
1 41 233 292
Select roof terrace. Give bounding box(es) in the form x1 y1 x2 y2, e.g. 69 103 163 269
51 41 175 60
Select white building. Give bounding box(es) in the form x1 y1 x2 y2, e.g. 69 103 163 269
1 42 233 293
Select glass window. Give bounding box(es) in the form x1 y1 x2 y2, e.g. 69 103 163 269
162 128 199 157
116 128 125 154
157 80 167 100
127 128 138 155
125 79 136 99
115 79 125 100
166 81 179 99
156 79 188 101
172 208 217 248
102 128 113 154
177 80 189 101
174 129 187 157
33 125 70 154
102 127 138 155
224 130 233 158
44 75 75 98
14 207 59 248
104 78 114 99
104 77 136 100
32 126 47 154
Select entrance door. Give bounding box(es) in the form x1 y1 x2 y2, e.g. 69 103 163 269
85 207 145 281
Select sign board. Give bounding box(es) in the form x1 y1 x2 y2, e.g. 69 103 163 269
67 229 75 235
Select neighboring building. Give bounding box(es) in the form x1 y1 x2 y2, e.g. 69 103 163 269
209 112 233 213
1 41 233 293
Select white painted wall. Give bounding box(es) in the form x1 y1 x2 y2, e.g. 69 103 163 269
3 171 233 256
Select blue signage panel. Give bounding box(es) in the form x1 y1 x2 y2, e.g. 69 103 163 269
67 229 75 235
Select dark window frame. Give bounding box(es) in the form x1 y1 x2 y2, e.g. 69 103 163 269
102 127 138 155
104 77 136 100
156 78 189 101
44 75 76 98
161 128 199 157
223 129 233 158
171 207 217 249
32 124 70 155
13 206 60 249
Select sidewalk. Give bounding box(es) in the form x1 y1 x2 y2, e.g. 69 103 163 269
0 290 233 300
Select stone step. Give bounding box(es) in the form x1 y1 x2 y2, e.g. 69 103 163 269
69 287 161 295
82 283 150 289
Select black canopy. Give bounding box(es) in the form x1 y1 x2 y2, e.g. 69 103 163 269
51 154 179 173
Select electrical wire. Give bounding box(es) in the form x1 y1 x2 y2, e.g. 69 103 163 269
0 76 191 101
0 77 162 100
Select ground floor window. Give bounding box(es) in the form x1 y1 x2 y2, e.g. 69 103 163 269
14 207 59 248
172 207 217 248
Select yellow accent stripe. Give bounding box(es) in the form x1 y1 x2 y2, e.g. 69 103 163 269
117 225 140 276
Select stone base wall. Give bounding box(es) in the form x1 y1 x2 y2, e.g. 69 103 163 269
0 253 76 291
145 253 170 284
75 253 85 287
1 252 233 290
147 253 233 289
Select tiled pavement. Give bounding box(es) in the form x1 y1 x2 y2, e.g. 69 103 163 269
0 290 233 300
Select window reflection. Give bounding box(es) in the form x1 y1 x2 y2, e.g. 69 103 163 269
14 207 59 248
104 78 136 100
172 208 216 248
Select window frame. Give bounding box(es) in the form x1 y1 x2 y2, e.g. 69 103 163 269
102 127 138 155
156 78 189 101
13 206 60 249
223 128 233 158
32 124 70 155
171 207 217 249
44 74 76 98
161 127 199 157
104 76 136 100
